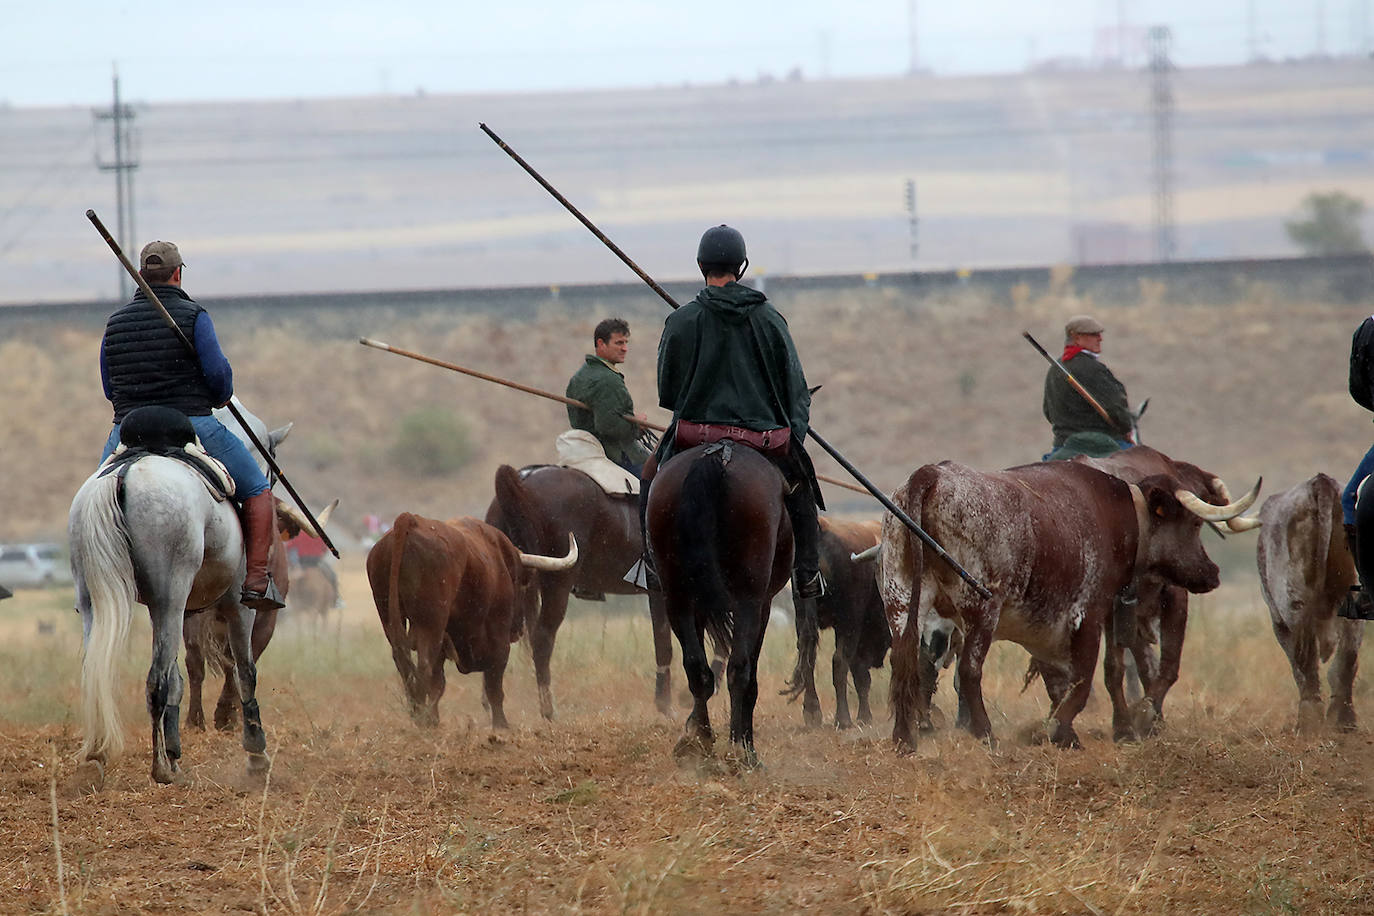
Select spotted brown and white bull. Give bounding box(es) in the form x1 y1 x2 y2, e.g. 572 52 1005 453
367 513 577 728
1075 446 1262 739
1256 474 1365 732
879 459 1257 750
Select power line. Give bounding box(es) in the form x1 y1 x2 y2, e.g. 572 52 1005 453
93 68 138 299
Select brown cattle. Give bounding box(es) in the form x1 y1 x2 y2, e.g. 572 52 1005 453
367 513 577 728
1075 446 1261 738
1256 474 1365 731
879 460 1257 750
784 518 890 729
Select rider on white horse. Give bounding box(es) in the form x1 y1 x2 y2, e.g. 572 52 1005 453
96 240 284 612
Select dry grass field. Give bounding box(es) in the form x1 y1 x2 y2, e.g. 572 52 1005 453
1 559 1371 915
3 280 1374 913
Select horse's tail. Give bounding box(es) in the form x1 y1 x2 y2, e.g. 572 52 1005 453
678 450 733 649
71 473 136 763
493 465 545 645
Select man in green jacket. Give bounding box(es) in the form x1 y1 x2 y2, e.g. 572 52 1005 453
1043 314 1135 460
566 317 651 474
642 224 825 599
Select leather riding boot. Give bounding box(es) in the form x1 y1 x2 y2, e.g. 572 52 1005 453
239 491 285 612
1340 522 1374 620
784 485 825 599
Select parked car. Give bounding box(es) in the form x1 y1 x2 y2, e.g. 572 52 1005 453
0 543 73 589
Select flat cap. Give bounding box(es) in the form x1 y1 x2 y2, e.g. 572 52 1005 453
1064 314 1104 337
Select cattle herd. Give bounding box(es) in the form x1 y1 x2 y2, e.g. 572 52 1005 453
65 411 1372 787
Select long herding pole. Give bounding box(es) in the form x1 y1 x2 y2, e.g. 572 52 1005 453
478 124 991 599
1022 331 1129 435
358 337 871 496
86 208 339 558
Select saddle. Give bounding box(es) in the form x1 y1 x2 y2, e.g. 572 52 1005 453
553 429 639 496
99 406 235 501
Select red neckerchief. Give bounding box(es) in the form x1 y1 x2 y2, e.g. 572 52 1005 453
1061 344 1089 362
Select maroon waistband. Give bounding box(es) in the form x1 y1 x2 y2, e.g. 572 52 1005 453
675 420 790 457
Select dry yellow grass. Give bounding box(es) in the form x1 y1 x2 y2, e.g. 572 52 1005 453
0 558 1371 915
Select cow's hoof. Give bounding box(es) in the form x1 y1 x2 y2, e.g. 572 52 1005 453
802 704 822 729
1131 700 1161 738
834 717 854 731
152 760 187 786
892 736 918 757
1327 704 1358 732
1296 701 1324 735
72 759 105 795
1112 722 1141 743
186 713 206 731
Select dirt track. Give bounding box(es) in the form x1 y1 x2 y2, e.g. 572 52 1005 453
3 564 1373 915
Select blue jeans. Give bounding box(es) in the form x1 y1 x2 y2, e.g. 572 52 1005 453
102 415 270 498
1343 441 1374 525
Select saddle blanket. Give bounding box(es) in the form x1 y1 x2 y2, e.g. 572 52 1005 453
554 429 639 496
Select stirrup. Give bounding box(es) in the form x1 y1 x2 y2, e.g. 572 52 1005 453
242 577 285 612
1338 586 1374 621
794 571 826 600
624 555 660 592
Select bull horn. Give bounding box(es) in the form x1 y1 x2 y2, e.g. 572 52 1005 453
1206 477 1262 531
520 532 579 571
1175 477 1262 522
277 499 338 537
316 498 339 529
851 543 881 562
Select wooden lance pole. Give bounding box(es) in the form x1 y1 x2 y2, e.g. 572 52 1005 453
478 125 991 599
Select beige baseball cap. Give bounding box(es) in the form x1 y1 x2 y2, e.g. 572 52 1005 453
1064 314 1104 337
139 240 184 271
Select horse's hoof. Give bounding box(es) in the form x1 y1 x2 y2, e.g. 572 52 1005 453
802 705 823 729
1327 704 1358 733
72 760 105 795
1296 701 1325 735
723 745 762 774
244 752 271 788
673 733 713 762
1050 726 1082 750
152 761 186 785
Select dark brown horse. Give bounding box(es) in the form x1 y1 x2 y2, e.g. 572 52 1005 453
485 464 678 718
647 441 792 770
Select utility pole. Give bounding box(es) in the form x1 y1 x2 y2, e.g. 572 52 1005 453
904 178 918 261
1148 26 1176 262
94 68 138 299
907 0 920 74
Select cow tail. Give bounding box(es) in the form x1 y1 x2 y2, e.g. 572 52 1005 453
385 513 416 652
679 450 733 649
71 473 136 764
885 473 932 740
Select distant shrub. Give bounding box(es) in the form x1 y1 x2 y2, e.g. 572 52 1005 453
390 407 475 477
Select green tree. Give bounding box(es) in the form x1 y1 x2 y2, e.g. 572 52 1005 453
390 406 475 477
1284 190 1368 255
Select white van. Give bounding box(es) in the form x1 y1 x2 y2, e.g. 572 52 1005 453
0 543 73 589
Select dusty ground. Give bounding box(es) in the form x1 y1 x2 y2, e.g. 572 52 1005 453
2 561 1373 915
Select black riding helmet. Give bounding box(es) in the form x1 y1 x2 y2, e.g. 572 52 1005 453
697 224 749 281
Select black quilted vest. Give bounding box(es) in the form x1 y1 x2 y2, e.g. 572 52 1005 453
103 286 216 422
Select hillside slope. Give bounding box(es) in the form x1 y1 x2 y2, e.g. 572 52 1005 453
3 281 1368 550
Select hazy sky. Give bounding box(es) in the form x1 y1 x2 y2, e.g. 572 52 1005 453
1 1 1361 107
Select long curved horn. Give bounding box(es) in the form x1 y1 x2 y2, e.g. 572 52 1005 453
851 543 881 562
1207 477 1263 532
1176 477 1262 522
520 532 579 571
316 498 339 529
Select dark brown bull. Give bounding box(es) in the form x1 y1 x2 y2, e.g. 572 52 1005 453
783 518 890 729
367 512 576 728
1256 474 1365 732
1075 446 1261 739
880 460 1257 750
485 464 689 719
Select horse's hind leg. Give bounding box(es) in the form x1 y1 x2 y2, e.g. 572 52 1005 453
648 591 674 717
224 603 270 780
147 607 187 785
670 611 716 761
724 601 766 771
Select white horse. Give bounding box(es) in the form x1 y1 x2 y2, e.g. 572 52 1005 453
69 401 290 790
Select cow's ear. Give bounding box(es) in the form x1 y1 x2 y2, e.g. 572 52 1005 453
1143 483 1176 519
